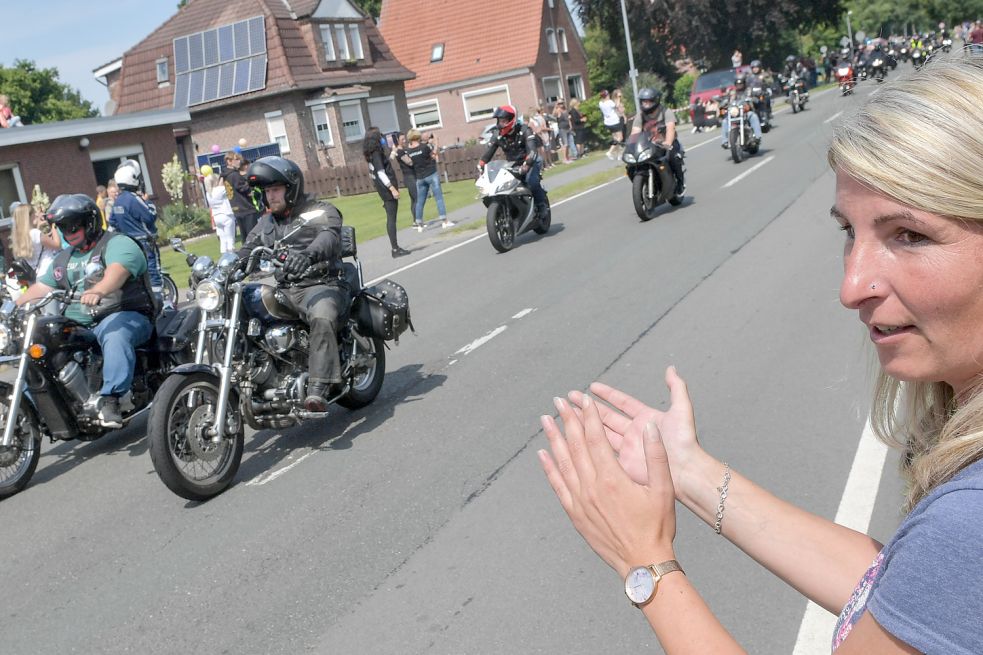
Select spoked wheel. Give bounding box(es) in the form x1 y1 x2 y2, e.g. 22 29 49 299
729 130 744 164
148 373 243 501
631 172 660 221
486 201 515 253
338 335 386 409
533 197 552 234
161 274 179 308
0 394 41 500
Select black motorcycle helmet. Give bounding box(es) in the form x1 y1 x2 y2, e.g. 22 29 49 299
636 87 662 114
786 55 797 65
750 59 762 74
45 194 103 247
734 74 747 91
247 156 305 213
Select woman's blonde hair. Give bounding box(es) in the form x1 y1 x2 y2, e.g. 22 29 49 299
11 204 35 260
407 128 421 142
203 173 222 193
828 52 983 510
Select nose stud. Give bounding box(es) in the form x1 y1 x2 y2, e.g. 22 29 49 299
871 284 876 290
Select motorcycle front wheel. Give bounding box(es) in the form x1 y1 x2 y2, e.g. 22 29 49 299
791 97 800 114
631 172 660 221
486 200 515 253
161 274 179 308
729 130 744 164
148 372 244 501
0 394 41 499
338 335 386 409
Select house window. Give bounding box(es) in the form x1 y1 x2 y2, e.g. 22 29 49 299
462 84 510 122
265 110 290 153
558 28 568 53
0 163 26 221
567 74 584 100
430 43 444 62
408 99 442 129
546 28 557 54
339 100 365 141
320 25 336 61
88 146 155 196
367 96 400 134
156 58 169 85
542 76 562 103
334 25 350 60
311 105 333 147
348 24 364 60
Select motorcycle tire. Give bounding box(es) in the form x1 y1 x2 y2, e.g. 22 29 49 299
631 173 660 221
748 142 760 155
148 372 244 501
761 123 771 134
533 198 552 235
729 130 744 164
161 274 179 308
791 100 799 114
486 201 516 253
0 391 42 499
337 335 386 410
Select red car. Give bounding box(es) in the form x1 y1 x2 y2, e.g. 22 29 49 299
689 66 752 120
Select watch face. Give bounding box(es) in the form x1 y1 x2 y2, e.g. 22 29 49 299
625 566 655 604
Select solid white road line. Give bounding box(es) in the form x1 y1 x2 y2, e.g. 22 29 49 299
791 420 889 654
512 308 536 319
823 110 844 124
722 155 775 188
455 325 508 356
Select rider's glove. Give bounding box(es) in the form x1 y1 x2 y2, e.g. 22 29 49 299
520 162 531 174
283 252 312 277
477 160 486 174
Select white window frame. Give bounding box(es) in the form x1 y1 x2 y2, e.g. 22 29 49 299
461 84 511 123
347 24 364 60
541 76 563 103
546 28 557 54
430 43 444 62
156 58 170 86
566 74 584 100
334 24 350 61
0 163 27 222
310 104 334 147
88 145 154 196
407 98 443 129
558 28 568 53
367 95 400 134
265 110 290 154
319 25 336 61
339 100 365 142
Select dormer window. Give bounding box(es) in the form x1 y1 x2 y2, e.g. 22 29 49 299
546 28 558 54
318 22 364 63
431 43 444 62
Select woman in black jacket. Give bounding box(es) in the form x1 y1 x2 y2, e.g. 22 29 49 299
363 127 410 257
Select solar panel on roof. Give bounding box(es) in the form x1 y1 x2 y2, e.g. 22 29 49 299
174 37 189 74
188 33 204 70
233 21 250 59
218 62 235 97
248 54 266 91
173 73 189 108
174 16 267 107
218 25 234 62
248 16 266 55
203 29 219 67
233 58 251 95
202 66 220 102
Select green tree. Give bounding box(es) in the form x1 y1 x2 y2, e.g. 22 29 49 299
0 60 98 125
353 0 381 19
583 22 628 93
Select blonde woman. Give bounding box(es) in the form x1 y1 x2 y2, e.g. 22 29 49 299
11 202 60 277
540 53 983 654
204 173 236 253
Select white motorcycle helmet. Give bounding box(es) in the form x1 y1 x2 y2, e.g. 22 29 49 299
113 159 142 191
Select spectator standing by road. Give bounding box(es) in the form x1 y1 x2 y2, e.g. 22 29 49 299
11 202 60 277
599 90 623 159
103 181 118 230
221 151 261 243
204 173 237 253
391 132 418 228
731 48 743 69
95 185 108 229
364 127 410 258
404 129 454 230
970 21 983 52
554 100 575 163
529 107 551 168
569 98 587 158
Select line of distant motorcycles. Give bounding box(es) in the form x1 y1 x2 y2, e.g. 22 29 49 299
835 35 954 96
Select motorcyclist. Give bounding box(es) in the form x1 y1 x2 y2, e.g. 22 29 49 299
16 194 157 428
719 74 762 149
628 87 685 196
478 105 547 219
746 60 772 119
237 156 347 413
109 160 162 302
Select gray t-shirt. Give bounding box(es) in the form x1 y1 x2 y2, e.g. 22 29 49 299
832 457 983 653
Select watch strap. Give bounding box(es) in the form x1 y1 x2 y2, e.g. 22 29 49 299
650 559 684 578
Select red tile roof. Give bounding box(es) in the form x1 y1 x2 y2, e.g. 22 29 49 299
379 0 544 92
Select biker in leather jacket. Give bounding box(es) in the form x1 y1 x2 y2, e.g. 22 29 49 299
238 156 347 412
479 105 548 217
629 87 685 195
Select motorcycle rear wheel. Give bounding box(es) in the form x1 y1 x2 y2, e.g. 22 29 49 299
533 197 552 235
0 395 41 499
148 372 243 501
631 172 660 221
729 130 744 164
486 201 515 253
338 335 386 409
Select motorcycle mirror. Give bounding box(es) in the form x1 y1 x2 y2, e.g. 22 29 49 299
840 36 850 47
216 252 239 272
169 237 183 249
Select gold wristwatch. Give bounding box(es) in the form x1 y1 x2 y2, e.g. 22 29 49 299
624 560 684 607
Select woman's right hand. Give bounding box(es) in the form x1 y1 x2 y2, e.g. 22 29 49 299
567 366 704 493
389 186 400 199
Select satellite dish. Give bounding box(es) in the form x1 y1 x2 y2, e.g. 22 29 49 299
840 36 850 47
855 30 866 43
820 45 828 54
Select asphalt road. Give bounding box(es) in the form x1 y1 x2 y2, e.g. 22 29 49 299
0 82 906 655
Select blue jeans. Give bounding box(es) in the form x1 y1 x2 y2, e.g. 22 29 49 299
92 310 153 396
415 171 447 222
135 237 162 290
565 131 578 159
525 160 547 210
721 111 762 144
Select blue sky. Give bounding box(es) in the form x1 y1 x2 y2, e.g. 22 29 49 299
6 0 583 113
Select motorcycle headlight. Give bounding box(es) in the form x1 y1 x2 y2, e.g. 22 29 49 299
838 67 850 75
0 323 10 353
729 105 740 118
500 178 520 192
622 152 636 164
195 280 223 312
636 148 653 162
873 59 883 66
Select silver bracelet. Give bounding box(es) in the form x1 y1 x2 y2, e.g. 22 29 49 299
713 463 732 535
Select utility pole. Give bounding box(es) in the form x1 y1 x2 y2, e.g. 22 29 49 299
846 10 854 49
619 0 639 104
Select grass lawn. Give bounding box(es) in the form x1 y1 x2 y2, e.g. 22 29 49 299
160 153 608 281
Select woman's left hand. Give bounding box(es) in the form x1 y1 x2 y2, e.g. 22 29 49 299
539 395 677 577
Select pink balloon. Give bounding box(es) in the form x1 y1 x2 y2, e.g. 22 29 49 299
210 144 221 154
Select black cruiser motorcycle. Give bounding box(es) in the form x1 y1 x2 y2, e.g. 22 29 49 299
147 224 410 501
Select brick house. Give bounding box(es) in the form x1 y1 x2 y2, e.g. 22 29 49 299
103 0 415 176
379 0 589 146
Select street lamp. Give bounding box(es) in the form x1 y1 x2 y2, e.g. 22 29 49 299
846 10 854 49
619 0 639 106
